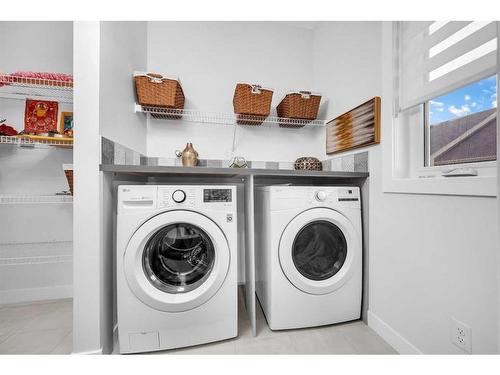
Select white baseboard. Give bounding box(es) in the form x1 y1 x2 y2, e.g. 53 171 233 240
0 285 73 305
367 310 422 354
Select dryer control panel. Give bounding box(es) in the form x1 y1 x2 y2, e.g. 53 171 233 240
266 186 360 211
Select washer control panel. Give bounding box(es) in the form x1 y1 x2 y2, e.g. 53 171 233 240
203 188 232 203
156 186 234 210
172 189 187 203
158 188 196 208
315 190 327 202
118 185 236 214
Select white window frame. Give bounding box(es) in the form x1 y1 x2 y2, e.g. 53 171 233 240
382 21 498 197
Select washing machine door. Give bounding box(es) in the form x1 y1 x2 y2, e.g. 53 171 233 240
124 210 230 312
278 207 359 295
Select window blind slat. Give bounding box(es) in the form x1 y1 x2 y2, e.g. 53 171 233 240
402 21 473 63
424 22 497 73
398 21 498 111
401 50 497 110
425 21 472 50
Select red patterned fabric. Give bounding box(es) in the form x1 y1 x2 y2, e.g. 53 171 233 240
0 124 18 136
24 100 59 134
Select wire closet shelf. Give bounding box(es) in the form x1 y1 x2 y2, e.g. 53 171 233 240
0 135 73 148
135 105 326 128
0 75 73 103
0 194 73 205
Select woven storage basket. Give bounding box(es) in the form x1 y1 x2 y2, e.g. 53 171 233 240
233 84 273 125
277 91 321 128
63 164 73 195
294 157 323 171
134 73 185 119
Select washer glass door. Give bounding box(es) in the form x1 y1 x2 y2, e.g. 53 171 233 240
292 220 347 281
124 210 230 312
143 223 216 294
278 208 360 295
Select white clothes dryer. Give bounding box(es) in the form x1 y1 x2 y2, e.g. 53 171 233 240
255 186 362 330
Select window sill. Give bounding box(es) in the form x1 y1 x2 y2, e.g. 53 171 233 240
383 175 497 197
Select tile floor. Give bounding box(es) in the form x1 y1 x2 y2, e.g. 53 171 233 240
0 296 396 355
165 292 397 355
0 299 72 354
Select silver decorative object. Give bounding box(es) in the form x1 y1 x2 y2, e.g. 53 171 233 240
229 156 248 168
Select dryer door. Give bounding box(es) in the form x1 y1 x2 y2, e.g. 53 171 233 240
124 210 230 312
278 208 360 295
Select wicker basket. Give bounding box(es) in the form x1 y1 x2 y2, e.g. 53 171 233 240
233 84 273 125
134 73 185 119
277 91 321 128
294 157 323 171
63 164 73 195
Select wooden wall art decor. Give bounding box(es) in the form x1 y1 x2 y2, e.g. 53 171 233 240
326 97 380 154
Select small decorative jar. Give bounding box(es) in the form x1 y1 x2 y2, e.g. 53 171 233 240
181 143 198 167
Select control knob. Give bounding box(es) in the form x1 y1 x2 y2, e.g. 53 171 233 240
315 190 327 201
172 189 186 203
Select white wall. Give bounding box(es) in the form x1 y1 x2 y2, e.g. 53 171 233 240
100 22 148 155
314 21 498 354
72 21 149 354
146 22 323 162
73 21 102 354
0 21 73 304
0 22 73 74
313 22 382 122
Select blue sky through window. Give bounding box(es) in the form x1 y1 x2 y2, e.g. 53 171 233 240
429 75 497 125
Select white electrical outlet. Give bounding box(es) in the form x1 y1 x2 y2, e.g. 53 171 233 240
451 317 472 353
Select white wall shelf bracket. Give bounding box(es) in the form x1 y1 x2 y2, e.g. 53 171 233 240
134 104 326 128
0 75 73 103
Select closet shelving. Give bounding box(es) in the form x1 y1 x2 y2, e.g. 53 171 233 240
0 74 74 205
0 194 73 205
0 135 73 148
134 104 326 128
0 241 73 266
0 75 73 103
0 75 74 147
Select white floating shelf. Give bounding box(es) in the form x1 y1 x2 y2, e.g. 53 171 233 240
0 194 73 205
0 75 73 103
0 135 73 148
135 104 325 128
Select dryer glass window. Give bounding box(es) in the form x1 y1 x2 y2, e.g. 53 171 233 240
292 220 347 281
143 223 215 294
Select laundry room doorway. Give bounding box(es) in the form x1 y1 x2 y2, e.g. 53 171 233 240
0 21 74 354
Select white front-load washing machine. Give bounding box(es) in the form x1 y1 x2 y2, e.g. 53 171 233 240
116 185 237 353
255 185 362 330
